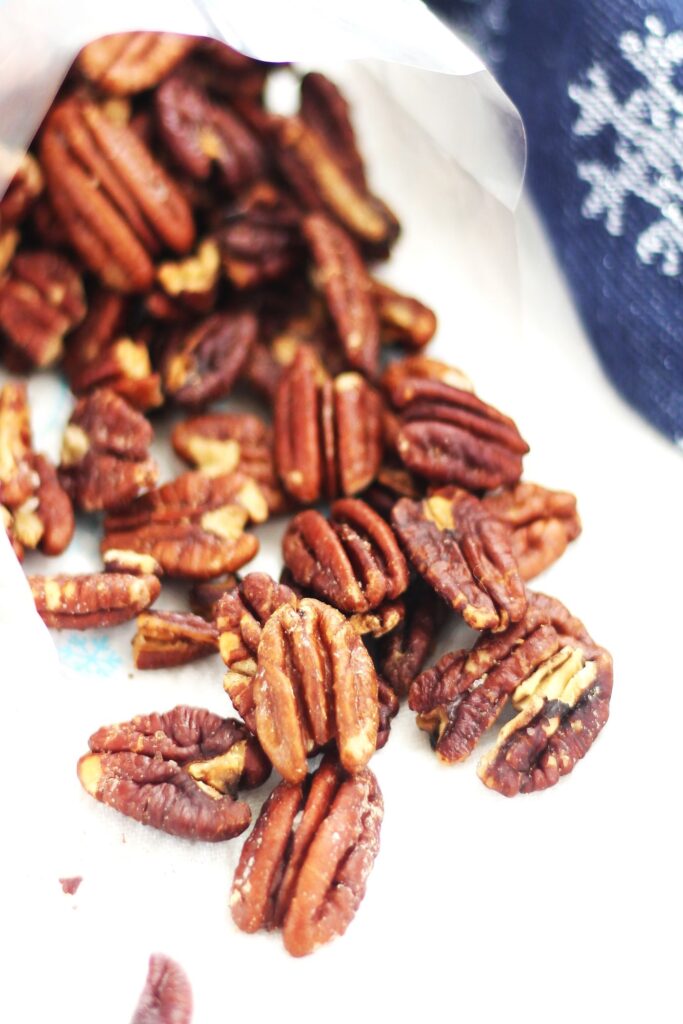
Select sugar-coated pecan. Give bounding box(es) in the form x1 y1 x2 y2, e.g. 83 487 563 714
130 953 193 1024
0 382 33 507
381 355 474 401
303 213 379 378
377 581 445 698
214 180 304 289
392 488 526 631
155 72 266 189
0 153 44 228
29 571 160 629
390 377 529 490
78 32 197 95
300 72 366 189
253 598 379 782
481 481 582 581
24 452 74 555
78 705 269 840
372 280 437 350
231 756 383 956
162 311 257 406
283 499 408 614
40 97 194 292
59 388 157 511
0 250 86 367
156 238 221 313
133 610 219 669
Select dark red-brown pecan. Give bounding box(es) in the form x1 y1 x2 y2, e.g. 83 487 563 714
162 311 257 406
189 576 238 620
155 72 266 190
230 756 383 956
361 461 423 520
282 499 408 614
300 72 366 189
214 180 304 289
77 32 197 95
189 39 274 101
481 481 582 581
156 238 221 313
77 705 270 840
381 354 474 403
376 678 400 750
133 610 219 669
253 598 379 783
0 153 44 228
29 571 160 629
392 488 527 631
0 250 86 367
273 116 399 252
372 280 437 350
409 591 613 794
0 381 33 507
59 388 157 511
130 953 193 1024
40 97 195 292
302 213 379 378
389 377 529 490
377 580 446 698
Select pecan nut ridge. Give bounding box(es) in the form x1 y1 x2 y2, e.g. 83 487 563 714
29 571 161 629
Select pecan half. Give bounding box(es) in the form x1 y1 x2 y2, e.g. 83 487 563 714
29 571 160 629
0 250 86 367
302 213 379 378
40 97 194 291
372 280 437 350
0 381 33 507
59 388 157 511
0 153 44 228
77 706 269 840
78 32 197 95
231 756 383 956
282 498 408 614
131 954 193 1024
22 452 75 556
481 481 582 581
377 580 446 698
393 488 526 631
133 610 219 669
253 598 379 782
162 311 257 406
381 354 474 399
300 72 366 189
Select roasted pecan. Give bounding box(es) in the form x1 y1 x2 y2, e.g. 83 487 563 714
376 678 400 750
388 376 529 490
377 581 445 698
300 72 366 189
231 756 383 956
0 153 43 228
77 705 270 840
162 311 257 406
0 227 19 276
189 39 273 101
0 381 33 507
64 288 127 378
283 499 408 614
102 548 162 576
189 575 238 620
253 598 379 782
59 388 157 511
156 238 221 313
349 597 405 640
77 32 197 95
372 280 437 350
130 954 193 1024
481 481 582 581
392 488 526 631
381 354 474 398
22 452 74 555
29 571 160 629
40 97 195 292
409 591 613 793
2 504 23 561
302 213 379 378
133 610 219 669
361 461 423 520
0 250 86 367
155 72 266 189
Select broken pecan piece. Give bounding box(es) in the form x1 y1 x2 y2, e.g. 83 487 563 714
231 756 383 956
282 499 408 614
162 311 257 406
77 705 269 840
381 354 474 401
189 576 238 620
372 280 437 350
133 610 219 669
377 580 446 698
59 388 157 511
131 953 193 1024
24 452 75 556
29 571 160 629
253 598 379 782
481 481 582 581
77 32 197 94
156 238 221 313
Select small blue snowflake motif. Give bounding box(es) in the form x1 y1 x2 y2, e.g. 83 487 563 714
56 632 123 677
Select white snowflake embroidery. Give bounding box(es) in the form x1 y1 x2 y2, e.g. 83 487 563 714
568 16 683 276
56 633 123 677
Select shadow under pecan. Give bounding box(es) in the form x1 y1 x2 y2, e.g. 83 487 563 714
133 610 219 669
40 97 195 292
77 705 270 840
29 570 160 629
0 250 86 367
59 388 157 511
376 580 446 698
392 488 527 632
77 32 197 95
189 575 239 620
130 953 193 1024
482 481 582 581
162 311 257 406
231 756 383 957
409 591 612 795
282 498 408 614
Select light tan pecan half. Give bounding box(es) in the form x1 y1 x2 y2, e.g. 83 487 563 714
29 571 160 629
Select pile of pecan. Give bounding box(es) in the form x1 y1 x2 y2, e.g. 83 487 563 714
0 31 613 970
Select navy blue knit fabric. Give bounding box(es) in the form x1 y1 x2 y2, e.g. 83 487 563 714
429 1 683 444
